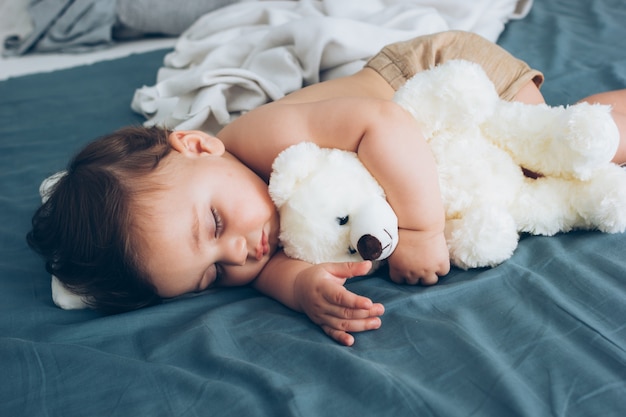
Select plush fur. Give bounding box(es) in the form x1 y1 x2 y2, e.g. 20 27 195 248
269 142 398 265
393 59 626 269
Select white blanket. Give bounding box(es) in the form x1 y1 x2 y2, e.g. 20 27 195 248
131 0 532 134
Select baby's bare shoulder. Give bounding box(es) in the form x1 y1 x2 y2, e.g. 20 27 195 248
218 98 392 178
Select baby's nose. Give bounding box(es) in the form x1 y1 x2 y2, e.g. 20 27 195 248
223 235 249 265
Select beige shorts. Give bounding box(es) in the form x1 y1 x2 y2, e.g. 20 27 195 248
365 31 544 101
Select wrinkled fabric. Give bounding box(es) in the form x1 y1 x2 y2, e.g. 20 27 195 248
131 0 530 133
2 1 626 416
114 0 242 38
3 0 117 56
2 0 240 56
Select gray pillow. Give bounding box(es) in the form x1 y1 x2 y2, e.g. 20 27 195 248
113 0 243 38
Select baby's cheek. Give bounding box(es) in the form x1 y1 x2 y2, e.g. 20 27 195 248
220 261 267 287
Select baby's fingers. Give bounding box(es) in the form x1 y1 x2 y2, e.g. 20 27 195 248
319 280 384 322
321 316 383 347
323 260 373 280
318 294 384 347
323 283 381 312
324 327 356 347
323 295 385 320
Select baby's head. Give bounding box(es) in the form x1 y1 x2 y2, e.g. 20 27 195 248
27 126 280 313
27 126 171 312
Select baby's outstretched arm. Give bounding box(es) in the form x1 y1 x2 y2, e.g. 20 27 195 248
253 252 384 346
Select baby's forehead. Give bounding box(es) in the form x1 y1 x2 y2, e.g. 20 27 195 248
139 153 190 187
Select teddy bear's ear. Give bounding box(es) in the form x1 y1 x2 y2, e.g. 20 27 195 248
269 142 326 208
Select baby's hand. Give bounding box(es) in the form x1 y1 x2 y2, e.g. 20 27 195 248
388 228 450 285
294 261 384 346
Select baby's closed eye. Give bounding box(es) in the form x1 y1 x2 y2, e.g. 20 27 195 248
211 207 223 238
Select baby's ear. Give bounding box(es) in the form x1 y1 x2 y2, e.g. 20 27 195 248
168 130 225 156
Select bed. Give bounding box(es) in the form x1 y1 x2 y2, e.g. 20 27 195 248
1 0 625 416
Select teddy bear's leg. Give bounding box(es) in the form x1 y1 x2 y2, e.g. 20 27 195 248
484 101 620 180
511 178 579 236
445 206 519 269
569 164 626 233
513 165 626 236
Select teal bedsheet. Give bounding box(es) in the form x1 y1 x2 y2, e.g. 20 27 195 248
1 0 625 415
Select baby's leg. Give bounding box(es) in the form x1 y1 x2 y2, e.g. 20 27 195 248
512 80 545 105
578 89 626 164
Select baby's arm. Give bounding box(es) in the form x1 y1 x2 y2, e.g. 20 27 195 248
304 98 450 284
252 251 384 346
353 100 450 284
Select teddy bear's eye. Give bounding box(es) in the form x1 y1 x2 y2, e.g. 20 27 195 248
336 216 349 226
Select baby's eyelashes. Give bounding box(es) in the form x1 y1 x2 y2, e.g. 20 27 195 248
211 207 223 238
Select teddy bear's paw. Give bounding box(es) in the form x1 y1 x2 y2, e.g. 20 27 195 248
558 103 620 180
574 165 626 233
445 207 519 269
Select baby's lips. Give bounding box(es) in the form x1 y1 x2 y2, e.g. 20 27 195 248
255 230 269 260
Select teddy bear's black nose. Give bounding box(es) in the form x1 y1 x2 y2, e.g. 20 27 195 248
357 234 382 261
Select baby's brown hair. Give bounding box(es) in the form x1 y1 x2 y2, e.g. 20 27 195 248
27 126 173 313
